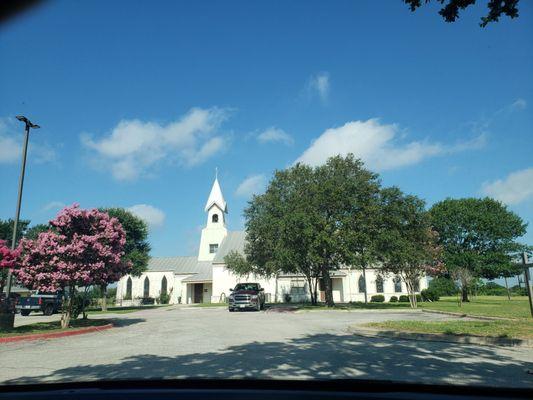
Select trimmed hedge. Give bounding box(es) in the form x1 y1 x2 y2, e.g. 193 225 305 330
370 295 385 303
389 296 398 303
399 295 409 303
421 288 439 302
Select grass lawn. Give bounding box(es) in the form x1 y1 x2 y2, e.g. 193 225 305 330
192 302 228 307
85 305 169 314
365 319 533 340
420 296 531 319
290 302 412 311
0 318 111 338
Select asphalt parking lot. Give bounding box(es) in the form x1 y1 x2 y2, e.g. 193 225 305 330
1 306 532 388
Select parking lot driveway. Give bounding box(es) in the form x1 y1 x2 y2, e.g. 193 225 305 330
1 307 532 388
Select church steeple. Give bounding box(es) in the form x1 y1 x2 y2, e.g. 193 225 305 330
198 171 229 261
204 172 227 213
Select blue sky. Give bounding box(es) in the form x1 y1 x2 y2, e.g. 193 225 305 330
1 0 532 258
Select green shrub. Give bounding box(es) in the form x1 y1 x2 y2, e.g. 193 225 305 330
370 295 385 303
159 292 171 304
389 296 398 303
399 295 409 302
421 288 439 302
478 281 507 296
416 294 422 302
428 277 458 296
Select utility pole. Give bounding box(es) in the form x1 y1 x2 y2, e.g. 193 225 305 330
522 252 533 318
4 116 40 300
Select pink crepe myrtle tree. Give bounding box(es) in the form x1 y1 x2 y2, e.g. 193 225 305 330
14 204 131 328
0 240 19 312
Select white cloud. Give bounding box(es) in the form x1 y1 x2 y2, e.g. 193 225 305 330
82 107 229 181
235 174 267 198
307 72 330 103
127 204 166 229
256 127 294 146
42 201 66 212
481 168 533 205
295 118 485 170
509 98 527 111
0 133 20 163
0 118 57 164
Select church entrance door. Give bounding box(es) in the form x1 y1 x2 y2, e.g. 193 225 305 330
194 283 204 303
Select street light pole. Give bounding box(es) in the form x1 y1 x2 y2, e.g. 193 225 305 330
4 116 40 299
522 252 533 319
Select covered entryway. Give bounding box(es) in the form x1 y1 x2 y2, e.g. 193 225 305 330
193 283 204 303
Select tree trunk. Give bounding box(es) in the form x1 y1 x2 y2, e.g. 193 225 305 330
313 276 319 305
100 284 107 312
60 288 72 329
362 266 368 304
322 268 334 307
82 287 89 319
306 275 316 306
406 279 417 308
461 285 469 302
504 277 511 301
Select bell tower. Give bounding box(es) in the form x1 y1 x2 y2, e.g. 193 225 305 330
198 170 228 261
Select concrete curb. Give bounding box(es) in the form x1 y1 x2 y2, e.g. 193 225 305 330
348 326 533 348
0 323 114 344
421 309 515 321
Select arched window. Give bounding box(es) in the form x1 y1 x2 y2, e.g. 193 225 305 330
161 276 167 296
376 276 384 293
126 277 132 299
358 275 366 293
143 276 150 298
394 276 402 293
212 213 219 223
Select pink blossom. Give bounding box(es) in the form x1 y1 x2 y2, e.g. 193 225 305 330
13 204 131 292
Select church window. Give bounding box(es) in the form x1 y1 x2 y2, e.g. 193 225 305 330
358 275 366 293
290 279 306 296
394 276 402 293
209 243 218 254
143 276 150 298
161 276 167 296
376 276 384 293
212 213 219 223
125 277 132 300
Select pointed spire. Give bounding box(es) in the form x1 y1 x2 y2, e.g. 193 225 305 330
204 173 227 213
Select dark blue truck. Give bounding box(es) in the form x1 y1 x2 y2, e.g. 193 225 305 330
16 291 63 316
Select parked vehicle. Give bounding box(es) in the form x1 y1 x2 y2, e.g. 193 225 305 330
228 283 265 312
16 291 63 316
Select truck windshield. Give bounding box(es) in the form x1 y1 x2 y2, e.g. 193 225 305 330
234 284 259 291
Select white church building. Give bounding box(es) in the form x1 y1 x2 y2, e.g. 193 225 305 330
116 177 427 305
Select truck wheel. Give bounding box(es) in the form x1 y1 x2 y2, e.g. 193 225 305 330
256 302 261 311
228 308 234 312
20 310 30 316
44 304 54 316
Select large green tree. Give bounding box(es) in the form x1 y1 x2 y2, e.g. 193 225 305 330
98 208 151 310
225 164 322 304
226 155 382 307
378 187 443 308
429 198 526 302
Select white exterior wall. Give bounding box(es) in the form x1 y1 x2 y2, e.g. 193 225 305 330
198 205 228 262
211 264 277 303
116 271 188 305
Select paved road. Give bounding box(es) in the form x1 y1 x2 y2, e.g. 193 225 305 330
1 306 532 388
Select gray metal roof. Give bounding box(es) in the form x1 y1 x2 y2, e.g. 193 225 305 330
147 256 198 273
212 231 246 263
182 262 213 282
